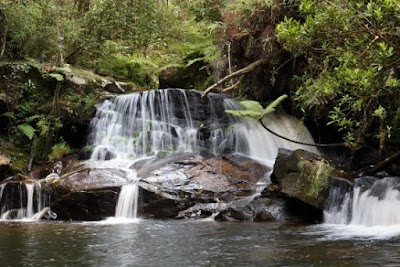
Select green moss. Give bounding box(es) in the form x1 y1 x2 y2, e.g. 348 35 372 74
298 159 332 199
48 142 73 161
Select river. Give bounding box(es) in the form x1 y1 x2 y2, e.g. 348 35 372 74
1 220 400 266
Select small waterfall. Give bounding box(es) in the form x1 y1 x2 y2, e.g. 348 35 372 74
89 89 202 161
222 98 318 164
0 182 50 221
115 184 139 219
88 89 318 220
26 183 35 218
324 177 400 226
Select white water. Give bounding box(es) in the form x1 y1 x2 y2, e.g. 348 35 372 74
223 99 318 165
115 184 139 219
88 89 318 220
323 177 400 239
0 182 50 221
89 89 199 160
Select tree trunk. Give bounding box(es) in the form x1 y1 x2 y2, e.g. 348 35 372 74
55 0 65 66
0 19 9 57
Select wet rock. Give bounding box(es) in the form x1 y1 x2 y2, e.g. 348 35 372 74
46 167 134 220
215 197 287 222
272 149 334 209
55 168 131 192
137 153 271 218
354 176 378 193
38 152 270 221
366 177 400 199
51 188 119 221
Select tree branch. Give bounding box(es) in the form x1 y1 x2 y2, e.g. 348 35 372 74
202 59 265 97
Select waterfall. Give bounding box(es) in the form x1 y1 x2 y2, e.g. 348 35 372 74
88 89 202 161
223 99 318 165
324 177 400 226
0 181 50 221
88 89 318 220
115 184 139 219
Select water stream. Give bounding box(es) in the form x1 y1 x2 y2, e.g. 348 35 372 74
0 182 50 221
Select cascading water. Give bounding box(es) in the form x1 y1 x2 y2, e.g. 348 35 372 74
0 181 50 221
324 177 400 226
87 89 318 220
224 99 318 165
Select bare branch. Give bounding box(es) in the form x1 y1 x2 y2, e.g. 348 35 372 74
202 59 265 97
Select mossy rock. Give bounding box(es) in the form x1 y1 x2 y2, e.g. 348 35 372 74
272 149 334 209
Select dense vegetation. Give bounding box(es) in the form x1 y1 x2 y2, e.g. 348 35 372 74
0 0 399 171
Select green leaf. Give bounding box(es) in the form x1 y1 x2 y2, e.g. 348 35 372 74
47 73 64 82
239 100 264 113
225 95 288 120
17 124 35 140
225 109 264 120
261 94 288 117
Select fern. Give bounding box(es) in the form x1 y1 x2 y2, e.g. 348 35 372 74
226 95 288 120
17 124 35 140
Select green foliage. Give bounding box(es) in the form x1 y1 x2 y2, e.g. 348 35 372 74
48 141 72 161
96 53 159 87
17 124 35 140
226 94 287 120
276 0 400 151
46 73 64 82
1 0 220 89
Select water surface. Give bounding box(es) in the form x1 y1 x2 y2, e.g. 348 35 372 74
1 220 400 266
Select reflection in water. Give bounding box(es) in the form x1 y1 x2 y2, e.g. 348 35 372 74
1 221 400 267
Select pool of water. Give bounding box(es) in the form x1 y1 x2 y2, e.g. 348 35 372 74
1 220 400 267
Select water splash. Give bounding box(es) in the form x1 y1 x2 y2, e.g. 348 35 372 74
0 181 51 221
324 177 400 226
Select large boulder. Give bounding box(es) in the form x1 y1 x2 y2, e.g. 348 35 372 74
137 153 271 218
46 168 133 220
43 153 271 220
272 149 334 210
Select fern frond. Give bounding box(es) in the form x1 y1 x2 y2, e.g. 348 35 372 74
225 94 288 120
261 94 288 117
18 124 35 140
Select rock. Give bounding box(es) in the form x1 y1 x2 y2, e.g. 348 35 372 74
0 154 12 180
65 73 88 86
272 149 334 209
137 153 271 218
45 167 134 220
324 177 354 220
103 81 125 94
51 188 119 221
47 152 270 220
158 62 209 90
0 154 11 166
